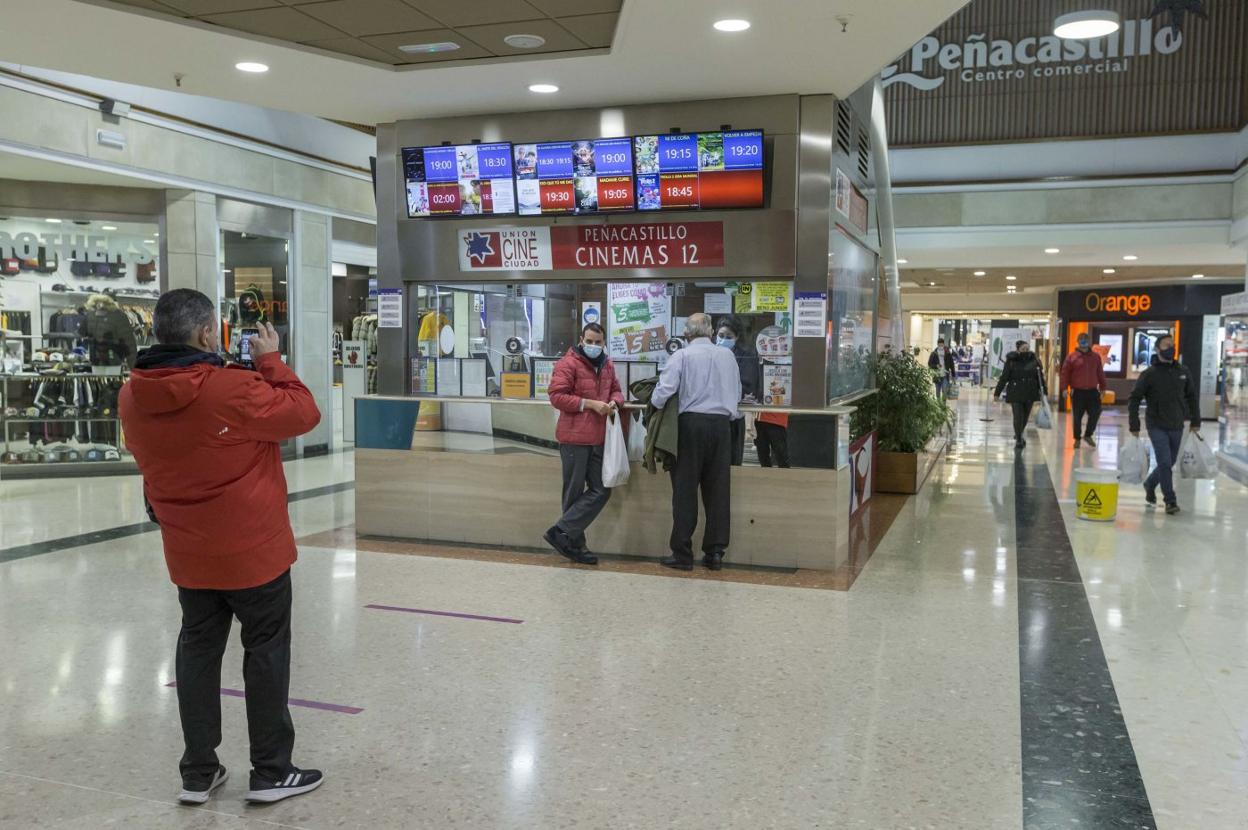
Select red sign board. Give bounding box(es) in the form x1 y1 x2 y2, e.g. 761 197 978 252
551 221 724 270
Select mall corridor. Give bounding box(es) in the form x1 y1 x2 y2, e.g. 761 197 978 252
2 398 1246 829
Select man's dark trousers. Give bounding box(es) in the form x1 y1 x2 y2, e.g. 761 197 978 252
670 412 732 563
1070 388 1102 440
176 570 294 782
557 444 610 548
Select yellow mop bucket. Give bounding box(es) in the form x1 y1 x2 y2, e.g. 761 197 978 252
1075 468 1119 522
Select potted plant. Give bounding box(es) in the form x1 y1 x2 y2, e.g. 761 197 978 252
851 350 953 494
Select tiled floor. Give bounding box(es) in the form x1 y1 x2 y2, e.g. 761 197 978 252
2 395 1247 828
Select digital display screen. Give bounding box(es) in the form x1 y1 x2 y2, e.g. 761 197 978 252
402 142 516 218
515 137 635 215
634 130 764 211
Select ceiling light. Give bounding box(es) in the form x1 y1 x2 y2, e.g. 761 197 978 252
927 281 937 287
897 258 908 264
399 41 460 54
1044 248 1060 254
1005 275 1017 281
713 19 751 32
1192 273 1205 279
973 270 986 276
1122 254 1138 261
144 239 156 244
101 225 117 231
528 83 559 94
503 34 546 49
1103 268 1116 274
1054 10 1121 40
235 61 269 73
45 218 62 223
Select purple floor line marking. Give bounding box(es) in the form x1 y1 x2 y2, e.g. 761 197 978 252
164 682 363 714
364 603 524 625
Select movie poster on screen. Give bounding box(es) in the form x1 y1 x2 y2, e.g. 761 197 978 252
607 283 672 363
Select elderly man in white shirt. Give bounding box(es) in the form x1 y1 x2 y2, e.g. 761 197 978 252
651 312 743 571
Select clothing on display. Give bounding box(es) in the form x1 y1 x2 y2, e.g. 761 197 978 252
350 313 380 393
82 294 139 368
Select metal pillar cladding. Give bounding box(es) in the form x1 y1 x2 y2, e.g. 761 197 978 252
869 78 904 351
793 95 837 408
374 121 405 396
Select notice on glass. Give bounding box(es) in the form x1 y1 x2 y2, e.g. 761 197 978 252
762 364 792 407
437 358 461 397
704 293 731 315
753 282 792 313
378 288 403 328
461 358 488 397
533 358 558 398
607 282 672 363
794 292 827 338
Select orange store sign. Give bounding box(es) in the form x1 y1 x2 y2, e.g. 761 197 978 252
1084 292 1151 316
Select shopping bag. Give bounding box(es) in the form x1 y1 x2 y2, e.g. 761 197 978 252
1117 435 1150 485
602 413 631 488
1178 430 1217 479
1034 396 1053 430
626 411 646 462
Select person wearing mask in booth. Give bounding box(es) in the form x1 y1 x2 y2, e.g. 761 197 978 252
715 315 759 466
119 289 323 806
928 337 956 398
1060 333 1107 449
993 340 1046 450
653 313 743 571
545 322 626 565
1128 334 1200 515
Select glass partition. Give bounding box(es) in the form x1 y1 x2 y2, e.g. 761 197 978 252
220 230 290 361
826 228 876 402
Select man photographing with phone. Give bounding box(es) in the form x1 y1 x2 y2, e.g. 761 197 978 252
119 289 323 806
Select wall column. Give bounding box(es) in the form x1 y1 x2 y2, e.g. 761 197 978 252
162 190 219 301
294 210 333 452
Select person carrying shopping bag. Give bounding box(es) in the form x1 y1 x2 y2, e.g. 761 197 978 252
993 340 1046 450
1128 333 1200 515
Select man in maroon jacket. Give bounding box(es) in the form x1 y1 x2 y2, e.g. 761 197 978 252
1060 333 1107 449
119 289 322 806
545 322 626 565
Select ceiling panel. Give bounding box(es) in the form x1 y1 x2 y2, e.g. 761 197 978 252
901 265 1243 295
203 7 344 40
527 0 622 15
301 36 397 63
406 0 544 28
457 19 589 56
556 13 619 48
109 0 190 14
362 29 494 63
298 0 440 37
160 0 281 14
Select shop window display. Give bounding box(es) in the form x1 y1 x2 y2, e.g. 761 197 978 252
220 230 289 363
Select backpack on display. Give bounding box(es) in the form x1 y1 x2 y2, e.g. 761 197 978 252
136 261 156 283
37 246 60 274
70 252 92 278
1 253 19 276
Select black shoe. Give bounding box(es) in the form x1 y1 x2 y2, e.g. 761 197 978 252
1083 435 1096 448
179 765 228 805
660 556 693 572
246 768 323 803
1014 438 1026 450
544 527 598 565
569 546 599 565
1073 438 1081 449
1145 489 1157 507
1165 503 1181 515
702 553 724 571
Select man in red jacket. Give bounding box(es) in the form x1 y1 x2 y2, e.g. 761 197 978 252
545 322 626 565
119 289 322 806
1060 333 1107 449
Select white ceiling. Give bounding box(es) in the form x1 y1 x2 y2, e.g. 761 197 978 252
4 0 969 124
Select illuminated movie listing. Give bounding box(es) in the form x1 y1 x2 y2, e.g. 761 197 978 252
514 137 635 215
633 130 764 211
402 142 516 218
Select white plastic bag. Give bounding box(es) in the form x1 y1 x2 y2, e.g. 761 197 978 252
602 413 631 488
1117 435 1150 485
626 411 646 462
1034 396 1053 430
1178 430 1217 479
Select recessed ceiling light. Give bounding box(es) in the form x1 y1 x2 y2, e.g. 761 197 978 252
45 218 61 223
399 41 460 54
973 270 986 276
927 281 937 287
144 239 156 244
235 61 269 73
1103 268 1116 274
1192 273 1205 279
1054 10 1121 40
101 225 117 231
896 258 908 264
1005 275 1017 281
713 19 751 32
1044 248 1060 254
528 83 559 94
1122 254 1138 261
503 34 546 49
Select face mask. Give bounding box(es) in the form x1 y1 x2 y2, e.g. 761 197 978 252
581 344 603 360
717 337 736 349
1159 346 1175 361
1077 340 1090 351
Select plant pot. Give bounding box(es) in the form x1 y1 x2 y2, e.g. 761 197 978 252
875 436 947 495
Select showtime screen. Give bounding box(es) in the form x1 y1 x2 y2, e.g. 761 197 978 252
402 143 516 217
633 130 764 211
514 137 635 215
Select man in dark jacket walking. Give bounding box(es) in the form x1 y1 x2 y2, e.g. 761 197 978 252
1060 333 1107 449
1128 333 1200 515
928 338 957 398
545 322 626 565
993 340 1046 450
119 289 323 806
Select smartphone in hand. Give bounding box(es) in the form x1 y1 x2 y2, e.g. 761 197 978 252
237 327 260 368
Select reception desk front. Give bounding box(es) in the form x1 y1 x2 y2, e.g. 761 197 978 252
354 396 857 571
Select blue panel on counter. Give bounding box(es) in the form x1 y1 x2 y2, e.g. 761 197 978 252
355 398 420 450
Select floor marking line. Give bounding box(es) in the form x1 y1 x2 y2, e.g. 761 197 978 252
164 682 363 714
365 603 524 624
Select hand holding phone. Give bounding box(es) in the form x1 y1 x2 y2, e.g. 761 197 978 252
248 323 281 360
238 327 259 366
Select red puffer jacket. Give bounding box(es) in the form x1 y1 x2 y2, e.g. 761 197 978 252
547 348 625 446
1060 349 1106 391
120 351 321 590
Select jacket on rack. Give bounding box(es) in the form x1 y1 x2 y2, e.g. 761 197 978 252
629 375 679 474
547 347 625 446
120 345 321 590
83 296 138 368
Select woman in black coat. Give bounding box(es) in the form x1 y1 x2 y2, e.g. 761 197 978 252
993 340 1047 449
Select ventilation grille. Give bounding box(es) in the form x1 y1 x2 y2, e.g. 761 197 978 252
856 130 870 179
835 100 852 155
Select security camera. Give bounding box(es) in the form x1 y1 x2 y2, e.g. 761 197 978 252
99 98 131 117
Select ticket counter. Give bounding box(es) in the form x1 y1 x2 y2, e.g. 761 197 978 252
354 396 855 571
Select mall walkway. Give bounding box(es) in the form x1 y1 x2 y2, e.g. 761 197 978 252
1 398 1245 829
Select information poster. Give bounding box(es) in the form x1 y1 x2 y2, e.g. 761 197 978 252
989 327 1022 379
753 282 792 312
533 358 558 398
755 325 792 360
582 302 602 327
761 364 792 406
500 372 531 399
378 288 403 328
607 282 672 362
835 169 851 216
733 282 754 314
848 431 876 520
704 293 732 315
795 292 827 338
411 357 436 393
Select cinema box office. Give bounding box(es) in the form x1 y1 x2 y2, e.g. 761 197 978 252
1057 284 1239 418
